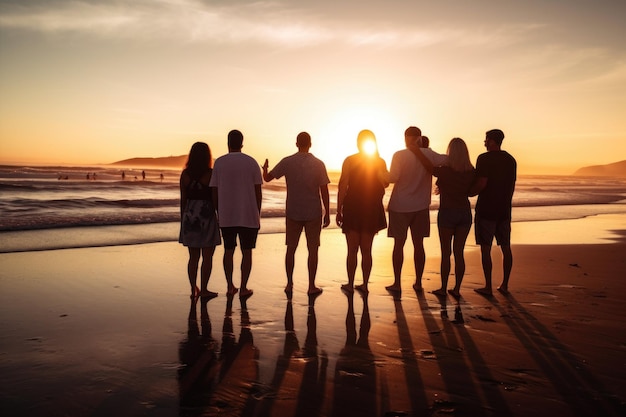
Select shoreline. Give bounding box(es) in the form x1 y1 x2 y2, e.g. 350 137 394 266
1 211 625 253
0 215 625 416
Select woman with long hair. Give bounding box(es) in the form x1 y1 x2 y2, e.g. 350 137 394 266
336 130 389 293
412 137 475 297
179 142 221 299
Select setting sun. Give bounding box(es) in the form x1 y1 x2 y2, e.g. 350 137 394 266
361 138 378 156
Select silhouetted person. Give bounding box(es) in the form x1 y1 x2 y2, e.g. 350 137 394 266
411 138 476 297
142 170 146 180
385 126 447 293
336 129 389 293
210 130 262 299
262 131 330 295
470 129 516 295
121 171 126 180
179 142 221 299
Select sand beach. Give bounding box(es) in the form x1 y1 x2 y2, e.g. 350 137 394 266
1 214 625 417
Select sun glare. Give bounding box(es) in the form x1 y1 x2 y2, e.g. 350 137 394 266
361 138 378 156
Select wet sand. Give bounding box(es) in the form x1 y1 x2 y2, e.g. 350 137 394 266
1 215 625 416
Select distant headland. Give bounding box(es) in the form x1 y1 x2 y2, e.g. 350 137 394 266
110 155 187 168
573 160 626 176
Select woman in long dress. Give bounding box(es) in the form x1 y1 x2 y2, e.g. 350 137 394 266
336 130 389 293
179 142 221 299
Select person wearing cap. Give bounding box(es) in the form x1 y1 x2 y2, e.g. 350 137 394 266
470 129 516 295
385 126 448 293
262 132 331 297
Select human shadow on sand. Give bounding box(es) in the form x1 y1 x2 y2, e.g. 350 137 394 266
490 293 624 417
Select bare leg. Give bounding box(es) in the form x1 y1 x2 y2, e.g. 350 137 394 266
199 246 217 297
412 235 425 292
223 248 237 294
387 235 406 292
356 232 375 293
188 247 201 297
342 231 359 292
475 244 493 295
240 248 253 298
307 245 322 294
433 227 453 296
285 244 297 293
450 225 470 297
498 244 513 293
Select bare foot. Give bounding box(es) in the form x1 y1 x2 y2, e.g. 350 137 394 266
355 284 368 293
239 288 253 299
448 289 461 298
341 284 354 293
412 283 423 293
200 290 218 299
474 287 492 297
385 284 402 292
284 283 293 294
497 286 509 295
431 288 447 297
308 287 323 296
227 286 239 295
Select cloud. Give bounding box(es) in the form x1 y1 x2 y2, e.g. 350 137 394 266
0 0 532 49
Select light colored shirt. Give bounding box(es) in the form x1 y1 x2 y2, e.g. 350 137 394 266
388 147 448 212
270 152 330 221
209 152 262 228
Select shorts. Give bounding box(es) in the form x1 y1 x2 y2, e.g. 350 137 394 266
221 227 259 250
286 217 321 248
437 208 472 230
387 209 430 240
474 213 511 246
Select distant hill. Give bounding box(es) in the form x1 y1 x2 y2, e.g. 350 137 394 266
110 155 187 168
574 160 626 176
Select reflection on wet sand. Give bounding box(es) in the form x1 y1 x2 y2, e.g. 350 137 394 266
332 292 375 417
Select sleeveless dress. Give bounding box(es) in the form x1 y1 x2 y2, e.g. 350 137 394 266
178 173 221 248
341 155 387 234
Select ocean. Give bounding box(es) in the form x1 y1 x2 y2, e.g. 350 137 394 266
1 164 626 253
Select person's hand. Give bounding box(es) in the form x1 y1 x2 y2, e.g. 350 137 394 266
323 212 331 228
262 159 269 171
336 211 343 227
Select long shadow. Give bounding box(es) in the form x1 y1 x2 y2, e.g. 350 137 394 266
210 295 260 415
491 293 624 417
332 292 377 417
177 297 219 416
416 293 493 416
255 297 302 417
389 292 429 414
295 293 328 417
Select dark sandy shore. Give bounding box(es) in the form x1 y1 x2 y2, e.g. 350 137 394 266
1 215 625 416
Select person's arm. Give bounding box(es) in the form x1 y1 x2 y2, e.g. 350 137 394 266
336 159 350 227
262 159 274 182
320 184 330 228
409 143 434 174
179 172 189 216
255 184 262 213
377 158 390 188
469 177 487 197
211 186 218 216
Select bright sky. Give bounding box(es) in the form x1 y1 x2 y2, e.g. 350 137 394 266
1 0 625 174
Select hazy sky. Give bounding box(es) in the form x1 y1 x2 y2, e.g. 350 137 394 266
1 0 625 173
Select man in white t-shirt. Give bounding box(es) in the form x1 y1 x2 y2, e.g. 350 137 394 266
262 132 330 296
386 126 447 293
210 129 262 299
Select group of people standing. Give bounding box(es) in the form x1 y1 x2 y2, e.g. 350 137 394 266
178 126 516 301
